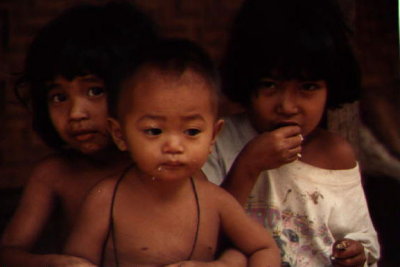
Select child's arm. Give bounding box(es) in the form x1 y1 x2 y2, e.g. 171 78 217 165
327 180 380 267
63 179 115 266
211 248 247 267
0 158 94 267
324 134 380 266
163 248 247 267
0 169 54 267
222 126 302 204
215 186 280 267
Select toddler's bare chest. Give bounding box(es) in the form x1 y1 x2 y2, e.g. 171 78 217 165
104 202 220 266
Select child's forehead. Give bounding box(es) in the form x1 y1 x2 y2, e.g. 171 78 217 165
124 66 213 93
118 66 218 117
46 74 104 88
260 67 325 81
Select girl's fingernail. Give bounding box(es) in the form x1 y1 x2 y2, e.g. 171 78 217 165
336 240 350 250
299 134 304 141
297 153 302 158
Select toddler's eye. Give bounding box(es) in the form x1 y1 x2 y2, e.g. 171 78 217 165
48 93 67 103
88 87 105 97
184 128 201 136
144 128 162 136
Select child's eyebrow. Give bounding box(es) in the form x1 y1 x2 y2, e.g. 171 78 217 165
137 114 205 122
181 114 206 122
79 76 104 83
138 115 166 122
46 82 60 91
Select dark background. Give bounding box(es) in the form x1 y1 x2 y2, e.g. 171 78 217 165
0 0 399 266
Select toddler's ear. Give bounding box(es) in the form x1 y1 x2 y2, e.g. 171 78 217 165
211 119 224 145
108 117 127 151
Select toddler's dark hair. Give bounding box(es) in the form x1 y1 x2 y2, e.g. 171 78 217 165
221 0 360 109
108 38 219 118
15 1 158 150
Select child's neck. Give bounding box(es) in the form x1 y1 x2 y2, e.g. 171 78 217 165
66 146 130 169
299 127 336 168
90 145 125 162
301 127 321 148
130 167 193 201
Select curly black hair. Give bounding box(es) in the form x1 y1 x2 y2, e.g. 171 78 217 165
15 1 158 150
221 0 360 109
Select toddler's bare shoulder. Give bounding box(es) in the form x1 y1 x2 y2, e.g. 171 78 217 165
199 180 239 205
75 177 120 217
86 176 120 200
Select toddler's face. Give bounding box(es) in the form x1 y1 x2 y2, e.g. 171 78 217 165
47 75 113 154
248 78 327 137
110 67 222 181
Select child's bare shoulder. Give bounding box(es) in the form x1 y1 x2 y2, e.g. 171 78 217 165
28 153 73 185
84 175 120 203
199 179 239 205
74 176 121 222
314 129 357 169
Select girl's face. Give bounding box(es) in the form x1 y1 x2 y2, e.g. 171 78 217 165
248 77 327 137
110 68 222 181
47 75 113 154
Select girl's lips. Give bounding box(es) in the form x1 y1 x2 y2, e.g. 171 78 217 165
73 131 97 142
272 122 299 130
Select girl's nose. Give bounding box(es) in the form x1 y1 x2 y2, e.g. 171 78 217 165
277 90 299 115
162 135 184 154
69 99 89 121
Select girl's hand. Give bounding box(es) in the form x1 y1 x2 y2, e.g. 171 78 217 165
45 254 98 267
222 125 303 205
331 239 366 267
243 125 302 173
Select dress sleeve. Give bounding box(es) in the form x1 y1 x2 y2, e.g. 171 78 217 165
327 167 380 266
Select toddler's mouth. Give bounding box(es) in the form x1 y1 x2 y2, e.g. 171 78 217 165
163 161 184 166
159 161 186 170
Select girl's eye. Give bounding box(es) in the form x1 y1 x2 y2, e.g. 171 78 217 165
144 128 162 136
48 93 67 103
88 87 105 97
184 128 201 136
301 83 320 91
258 80 277 90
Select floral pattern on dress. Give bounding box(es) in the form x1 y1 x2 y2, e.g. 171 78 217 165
247 205 333 267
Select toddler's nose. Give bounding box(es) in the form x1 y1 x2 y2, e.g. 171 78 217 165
162 135 184 154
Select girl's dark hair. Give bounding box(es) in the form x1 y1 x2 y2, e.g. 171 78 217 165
107 38 219 118
221 0 360 109
15 1 158 150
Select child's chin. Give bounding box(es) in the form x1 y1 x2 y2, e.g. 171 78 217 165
77 143 107 155
152 171 194 182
